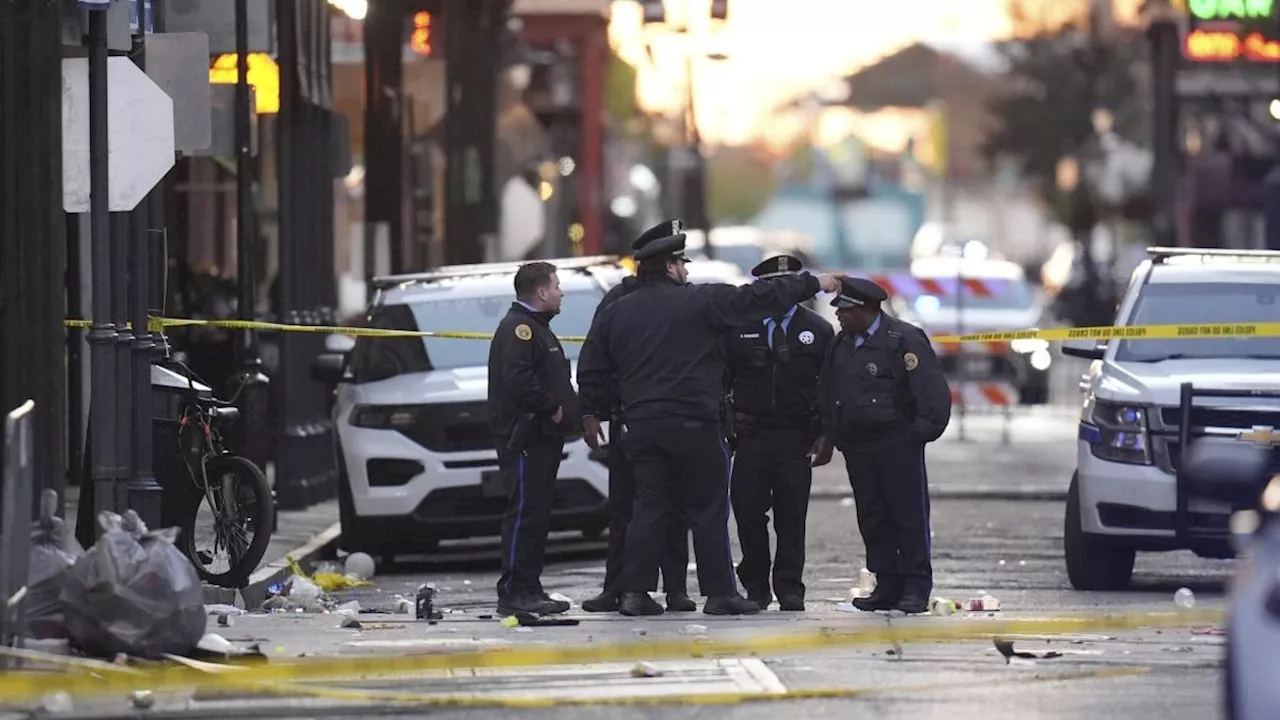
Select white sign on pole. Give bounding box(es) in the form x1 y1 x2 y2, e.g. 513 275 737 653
61 56 176 213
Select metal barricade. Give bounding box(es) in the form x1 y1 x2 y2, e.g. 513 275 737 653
0 400 35 666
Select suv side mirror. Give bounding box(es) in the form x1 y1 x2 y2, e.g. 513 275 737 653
1062 339 1106 360
309 353 348 385
1181 438 1272 509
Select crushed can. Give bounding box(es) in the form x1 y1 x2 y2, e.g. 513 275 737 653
415 583 443 621
966 595 1001 611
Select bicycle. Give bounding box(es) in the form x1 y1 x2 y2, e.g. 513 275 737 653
168 359 275 588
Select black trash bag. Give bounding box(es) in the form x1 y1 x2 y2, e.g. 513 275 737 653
26 490 84 639
60 510 207 658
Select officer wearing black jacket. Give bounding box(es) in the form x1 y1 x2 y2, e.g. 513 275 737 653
578 222 840 616
488 261 581 617
723 255 834 612
581 222 693 614
817 276 951 614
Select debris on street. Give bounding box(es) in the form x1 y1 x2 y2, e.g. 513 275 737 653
993 637 1063 663
26 489 83 641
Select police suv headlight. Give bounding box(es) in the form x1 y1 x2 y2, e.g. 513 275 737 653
350 404 419 430
1082 398 1151 465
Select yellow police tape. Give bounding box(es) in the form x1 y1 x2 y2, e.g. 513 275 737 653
62 316 1280 345
0 608 1221 703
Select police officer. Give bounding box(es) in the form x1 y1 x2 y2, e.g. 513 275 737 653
817 276 951 614
579 221 840 616
723 255 835 612
582 222 693 614
489 262 581 617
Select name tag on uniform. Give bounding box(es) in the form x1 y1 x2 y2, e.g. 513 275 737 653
740 332 760 339
548 346 562 353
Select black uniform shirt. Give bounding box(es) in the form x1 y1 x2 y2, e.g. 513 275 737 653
488 302 581 439
723 304 834 426
817 313 951 444
579 273 821 424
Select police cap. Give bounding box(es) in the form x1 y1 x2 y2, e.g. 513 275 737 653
830 276 888 308
751 254 804 279
632 219 689 262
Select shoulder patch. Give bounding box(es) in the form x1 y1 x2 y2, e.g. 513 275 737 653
515 324 533 341
903 352 919 371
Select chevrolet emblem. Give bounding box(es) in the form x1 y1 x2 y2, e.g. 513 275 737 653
1237 426 1280 447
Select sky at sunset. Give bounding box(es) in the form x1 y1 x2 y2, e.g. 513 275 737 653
607 0 1145 146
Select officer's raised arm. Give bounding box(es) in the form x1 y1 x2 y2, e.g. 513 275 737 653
901 327 952 442
698 272 840 331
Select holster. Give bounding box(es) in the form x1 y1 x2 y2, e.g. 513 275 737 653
720 394 737 450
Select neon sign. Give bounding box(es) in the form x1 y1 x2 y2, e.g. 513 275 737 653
410 12 435 56
1187 0 1273 20
1185 29 1280 61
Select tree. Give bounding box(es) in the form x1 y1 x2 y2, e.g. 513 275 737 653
705 146 778 225
983 4 1149 223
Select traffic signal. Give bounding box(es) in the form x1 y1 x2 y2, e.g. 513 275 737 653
640 0 665 24
710 0 728 20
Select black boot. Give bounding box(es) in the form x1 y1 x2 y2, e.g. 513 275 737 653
619 592 665 616
895 592 929 614
582 590 620 613
703 594 761 616
665 592 697 612
497 593 570 617
746 592 772 610
851 586 900 612
778 595 805 612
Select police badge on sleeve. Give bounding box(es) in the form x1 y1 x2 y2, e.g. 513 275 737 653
798 330 815 345
903 352 919 371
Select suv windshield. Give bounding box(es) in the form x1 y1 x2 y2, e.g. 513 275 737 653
1116 282 1280 362
350 287 604 382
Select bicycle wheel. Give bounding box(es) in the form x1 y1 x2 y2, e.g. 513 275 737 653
181 454 275 588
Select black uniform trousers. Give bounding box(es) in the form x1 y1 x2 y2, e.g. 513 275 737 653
496 436 566 599
841 427 933 598
619 417 736 597
602 421 690 595
731 426 813 601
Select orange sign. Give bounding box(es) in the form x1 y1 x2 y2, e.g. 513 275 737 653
410 12 434 56
1185 29 1280 62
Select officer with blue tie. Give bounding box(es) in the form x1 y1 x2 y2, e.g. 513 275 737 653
817 276 951 614
722 255 835 611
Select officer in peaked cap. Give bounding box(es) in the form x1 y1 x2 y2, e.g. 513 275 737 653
816 276 951 614
721 255 834 611
581 220 693 615
578 224 841 617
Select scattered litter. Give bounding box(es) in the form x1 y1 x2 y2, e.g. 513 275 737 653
61 511 206 658
344 552 376 581
335 600 362 615
632 628 647 637
463 580 472 586
217 614 234 628
966 595 1001 612
195 633 235 655
128 690 155 710
358 623 406 631
26 489 83 640
39 691 73 714
313 561 343 576
548 592 573 605
839 497 854 507
1164 645 1194 653
1174 587 1196 609
1191 627 1226 636
513 627 533 633
998 560 1006 566
835 603 859 613
205 604 245 617
339 615 362 630
415 584 443 620
993 637 1062 663
500 616 520 628
679 624 708 636
393 596 414 614
477 614 494 620
511 612 579 627
1018 560 1027 566
887 639 904 658
848 568 876 600
631 662 663 678
928 598 958 616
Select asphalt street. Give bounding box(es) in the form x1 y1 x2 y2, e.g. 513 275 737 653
40 412 1236 719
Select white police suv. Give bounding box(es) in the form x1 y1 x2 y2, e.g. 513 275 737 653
1063 247 1280 590
310 257 621 561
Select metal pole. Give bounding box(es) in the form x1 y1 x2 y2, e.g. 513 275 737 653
954 264 967 442
1147 7 1179 248
233 0 271 474
127 30 162 528
683 43 712 259
87 8 125 526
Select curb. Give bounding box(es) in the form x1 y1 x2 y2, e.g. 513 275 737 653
811 486 1067 502
239 521 343 610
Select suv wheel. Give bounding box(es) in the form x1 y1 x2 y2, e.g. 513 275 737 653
1064 474 1135 591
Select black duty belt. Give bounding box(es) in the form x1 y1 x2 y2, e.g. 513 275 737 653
735 413 812 431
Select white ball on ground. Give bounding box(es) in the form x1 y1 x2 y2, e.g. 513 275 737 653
345 551 375 580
